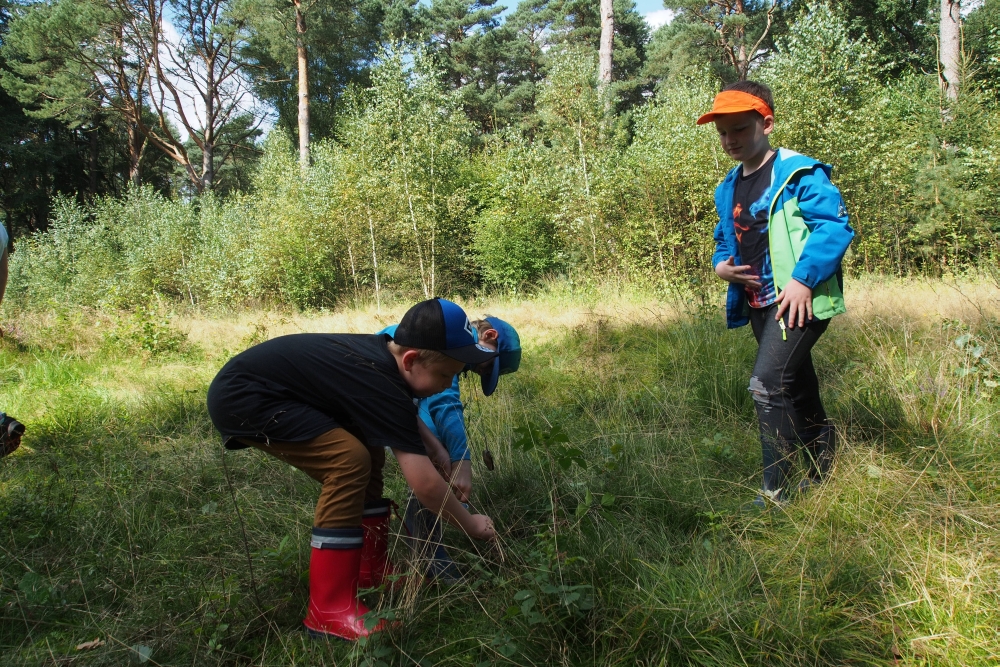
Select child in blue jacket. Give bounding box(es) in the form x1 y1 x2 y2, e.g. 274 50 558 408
377 317 521 581
698 81 854 507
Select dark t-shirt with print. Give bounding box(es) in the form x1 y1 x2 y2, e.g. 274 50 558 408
206 333 425 454
733 151 778 308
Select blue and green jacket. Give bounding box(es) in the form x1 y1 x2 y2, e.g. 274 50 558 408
712 148 855 329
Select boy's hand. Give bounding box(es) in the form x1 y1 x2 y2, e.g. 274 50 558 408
775 279 813 328
450 460 472 503
466 514 496 541
715 257 762 289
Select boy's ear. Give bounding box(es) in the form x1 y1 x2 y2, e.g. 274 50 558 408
401 349 420 372
481 328 499 343
762 114 775 135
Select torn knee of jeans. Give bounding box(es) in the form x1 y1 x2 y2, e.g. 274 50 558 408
748 376 773 411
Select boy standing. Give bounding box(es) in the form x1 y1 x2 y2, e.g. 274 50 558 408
207 298 497 640
378 317 521 582
698 81 854 507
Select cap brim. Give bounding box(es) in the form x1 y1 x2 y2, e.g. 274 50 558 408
696 111 721 125
442 343 498 365
481 356 500 396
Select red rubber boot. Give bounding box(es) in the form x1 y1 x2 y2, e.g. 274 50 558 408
304 528 386 640
359 500 404 589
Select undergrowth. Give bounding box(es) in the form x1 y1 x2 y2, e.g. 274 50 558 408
1 279 998 666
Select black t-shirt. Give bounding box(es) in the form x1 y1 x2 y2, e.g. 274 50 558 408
206 333 425 454
733 151 778 307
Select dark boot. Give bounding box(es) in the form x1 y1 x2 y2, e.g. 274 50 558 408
304 527 386 640
403 493 461 584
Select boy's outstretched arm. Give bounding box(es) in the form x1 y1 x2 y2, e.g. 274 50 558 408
393 449 496 541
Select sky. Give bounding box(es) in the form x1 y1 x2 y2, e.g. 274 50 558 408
631 0 674 29
494 0 674 29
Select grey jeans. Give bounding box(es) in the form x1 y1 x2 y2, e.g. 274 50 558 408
748 304 833 497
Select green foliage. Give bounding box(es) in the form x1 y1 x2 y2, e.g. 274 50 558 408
105 300 189 356
652 0 792 82
761 2 1000 274
237 0 388 143
512 421 586 470
7 8 1000 306
829 0 933 73
0 0 113 126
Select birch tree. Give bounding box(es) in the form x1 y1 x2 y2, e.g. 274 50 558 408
940 0 961 101
598 0 614 90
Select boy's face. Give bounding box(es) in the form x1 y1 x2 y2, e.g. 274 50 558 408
713 111 773 164
404 354 467 397
470 329 499 377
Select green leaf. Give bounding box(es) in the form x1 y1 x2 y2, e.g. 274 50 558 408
601 493 615 508
547 425 569 444
18 572 49 604
513 589 533 601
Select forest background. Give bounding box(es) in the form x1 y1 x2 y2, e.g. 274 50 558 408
0 0 998 308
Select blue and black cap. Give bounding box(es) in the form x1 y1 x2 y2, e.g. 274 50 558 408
394 298 498 366
480 317 521 396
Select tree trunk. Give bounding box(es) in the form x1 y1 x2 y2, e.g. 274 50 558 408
88 125 100 196
201 143 213 192
940 0 961 101
294 0 310 170
735 0 748 80
598 0 614 94
128 123 143 187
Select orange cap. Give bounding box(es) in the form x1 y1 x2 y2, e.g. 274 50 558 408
696 90 773 125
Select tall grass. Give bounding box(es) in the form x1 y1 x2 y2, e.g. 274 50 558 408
1 277 998 665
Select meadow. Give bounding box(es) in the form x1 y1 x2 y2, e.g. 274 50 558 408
1 276 998 666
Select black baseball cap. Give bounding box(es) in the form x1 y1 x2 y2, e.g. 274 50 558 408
393 298 498 365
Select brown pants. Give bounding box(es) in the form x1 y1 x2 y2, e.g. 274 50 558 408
241 428 385 529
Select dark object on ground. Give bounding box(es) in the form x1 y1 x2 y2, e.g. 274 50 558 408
0 413 24 457
404 493 462 584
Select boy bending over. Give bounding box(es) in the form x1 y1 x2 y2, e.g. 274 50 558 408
698 81 854 507
379 317 520 582
207 298 497 640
